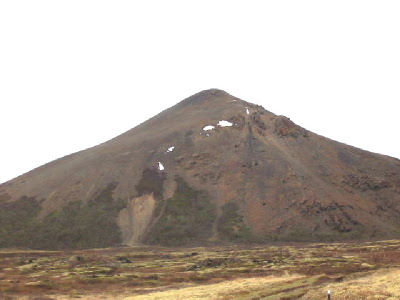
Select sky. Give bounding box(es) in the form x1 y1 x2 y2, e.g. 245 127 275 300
0 1 399 184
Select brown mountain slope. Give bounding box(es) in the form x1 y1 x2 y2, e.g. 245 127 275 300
1 89 400 249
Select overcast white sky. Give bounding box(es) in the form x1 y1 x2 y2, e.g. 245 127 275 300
0 1 399 184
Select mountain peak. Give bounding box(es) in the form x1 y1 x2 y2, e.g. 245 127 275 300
177 88 235 108
196 88 230 96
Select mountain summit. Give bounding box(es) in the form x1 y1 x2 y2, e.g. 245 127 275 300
1 89 400 249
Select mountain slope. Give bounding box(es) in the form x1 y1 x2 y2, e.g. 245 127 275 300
1 89 400 249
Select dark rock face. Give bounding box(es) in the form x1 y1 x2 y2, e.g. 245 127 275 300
274 116 307 138
1 89 400 249
342 174 391 191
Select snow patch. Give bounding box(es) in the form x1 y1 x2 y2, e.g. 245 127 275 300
217 120 233 127
158 162 164 171
246 107 250 114
203 125 215 131
167 146 175 152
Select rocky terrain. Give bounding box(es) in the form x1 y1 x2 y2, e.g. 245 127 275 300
1 89 400 249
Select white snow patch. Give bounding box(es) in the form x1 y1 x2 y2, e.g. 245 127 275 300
158 162 165 171
167 146 175 152
203 125 215 131
206 133 210 137
217 120 233 127
246 107 250 115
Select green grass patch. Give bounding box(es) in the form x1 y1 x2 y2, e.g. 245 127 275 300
0 183 126 250
145 177 216 246
217 202 254 242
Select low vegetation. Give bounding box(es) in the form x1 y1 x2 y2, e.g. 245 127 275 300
0 196 42 248
135 168 166 199
1 240 400 299
217 201 254 242
145 177 216 246
0 184 126 250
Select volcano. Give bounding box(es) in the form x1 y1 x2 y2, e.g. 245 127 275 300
1 89 400 249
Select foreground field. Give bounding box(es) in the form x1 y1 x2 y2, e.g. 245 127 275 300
1 240 400 299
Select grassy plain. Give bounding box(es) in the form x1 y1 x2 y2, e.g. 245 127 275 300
1 240 400 299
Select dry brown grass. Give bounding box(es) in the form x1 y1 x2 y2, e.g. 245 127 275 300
302 268 400 299
1 240 400 299
124 275 301 299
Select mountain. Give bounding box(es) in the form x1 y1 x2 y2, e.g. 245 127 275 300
1 89 400 249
